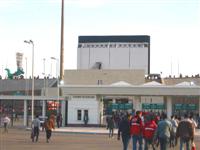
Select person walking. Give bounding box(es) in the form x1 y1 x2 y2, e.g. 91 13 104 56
154 113 172 150
130 111 143 150
143 115 157 150
31 115 40 142
176 114 194 150
170 115 178 148
3 115 10 133
56 113 62 128
44 115 55 143
107 116 115 138
117 114 131 150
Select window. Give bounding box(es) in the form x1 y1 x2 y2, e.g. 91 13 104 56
77 110 82 120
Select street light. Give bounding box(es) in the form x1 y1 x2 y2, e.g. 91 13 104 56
50 57 59 113
24 40 34 121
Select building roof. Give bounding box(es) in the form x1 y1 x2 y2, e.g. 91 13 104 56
175 81 196 86
78 35 150 43
110 81 132 86
0 79 57 92
142 81 163 86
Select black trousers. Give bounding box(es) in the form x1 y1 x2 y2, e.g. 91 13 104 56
33 127 39 142
46 130 52 140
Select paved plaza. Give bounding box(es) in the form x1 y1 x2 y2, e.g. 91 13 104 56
1 127 200 150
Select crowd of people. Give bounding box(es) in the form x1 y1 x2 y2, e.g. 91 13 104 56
112 111 198 150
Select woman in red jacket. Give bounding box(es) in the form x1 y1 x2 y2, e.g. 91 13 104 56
130 111 144 150
143 115 157 150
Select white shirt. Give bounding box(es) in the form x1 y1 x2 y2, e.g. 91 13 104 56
3 116 11 124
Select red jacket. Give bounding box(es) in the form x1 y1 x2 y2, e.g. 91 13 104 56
143 120 157 139
130 116 143 136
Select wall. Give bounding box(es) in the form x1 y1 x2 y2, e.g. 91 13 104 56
64 69 145 85
77 42 149 74
68 95 99 125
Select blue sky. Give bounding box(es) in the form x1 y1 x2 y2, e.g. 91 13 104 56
0 0 200 78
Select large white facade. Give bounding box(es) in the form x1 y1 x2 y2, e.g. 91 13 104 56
77 36 150 74
68 95 100 125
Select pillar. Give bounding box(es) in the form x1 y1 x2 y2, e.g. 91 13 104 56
132 96 141 112
42 100 46 118
199 96 200 116
166 96 172 118
23 100 27 126
112 98 116 103
61 100 66 127
98 96 104 126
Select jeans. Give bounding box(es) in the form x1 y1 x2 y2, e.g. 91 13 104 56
132 135 143 150
159 137 169 150
33 127 39 142
180 138 191 150
122 134 130 150
109 128 114 138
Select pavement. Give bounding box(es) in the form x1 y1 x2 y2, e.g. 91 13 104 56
54 127 118 135
26 126 200 136
26 126 117 135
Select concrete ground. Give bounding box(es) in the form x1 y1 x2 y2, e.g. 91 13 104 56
1 127 200 150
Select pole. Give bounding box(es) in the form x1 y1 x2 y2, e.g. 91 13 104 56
60 0 64 81
24 40 34 121
31 41 34 121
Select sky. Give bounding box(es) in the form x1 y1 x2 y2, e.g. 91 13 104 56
0 0 200 78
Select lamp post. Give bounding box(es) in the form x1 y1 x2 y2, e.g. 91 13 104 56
24 40 34 121
50 57 59 113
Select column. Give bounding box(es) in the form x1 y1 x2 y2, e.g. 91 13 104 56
61 100 66 127
42 100 46 118
199 96 200 116
98 96 104 126
23 100 27 126
112 98 116 103
166 96 172 118
132 96 141 112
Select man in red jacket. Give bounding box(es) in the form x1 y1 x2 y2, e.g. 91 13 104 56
143 115 157 150
130 111 143 150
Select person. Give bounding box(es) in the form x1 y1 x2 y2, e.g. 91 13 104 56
44 115 55 143
170 115 178 148
83 114 89 126
143 115 157 150
56 113 62 128
31 115 40 142
3 115 10 133
107 116 115 138
117 114 131 150
130 110 143 150
176 114 194 150
189 114 197 131
154 113 172 150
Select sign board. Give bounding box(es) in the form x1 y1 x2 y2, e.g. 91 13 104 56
110 103 133 110
142 103 165 110
174 104 197 110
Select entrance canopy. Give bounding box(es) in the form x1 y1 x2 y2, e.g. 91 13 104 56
60 84 200 96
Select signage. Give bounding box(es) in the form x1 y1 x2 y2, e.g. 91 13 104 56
174 104 197 110
110 103 133 110
142 103 165 110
